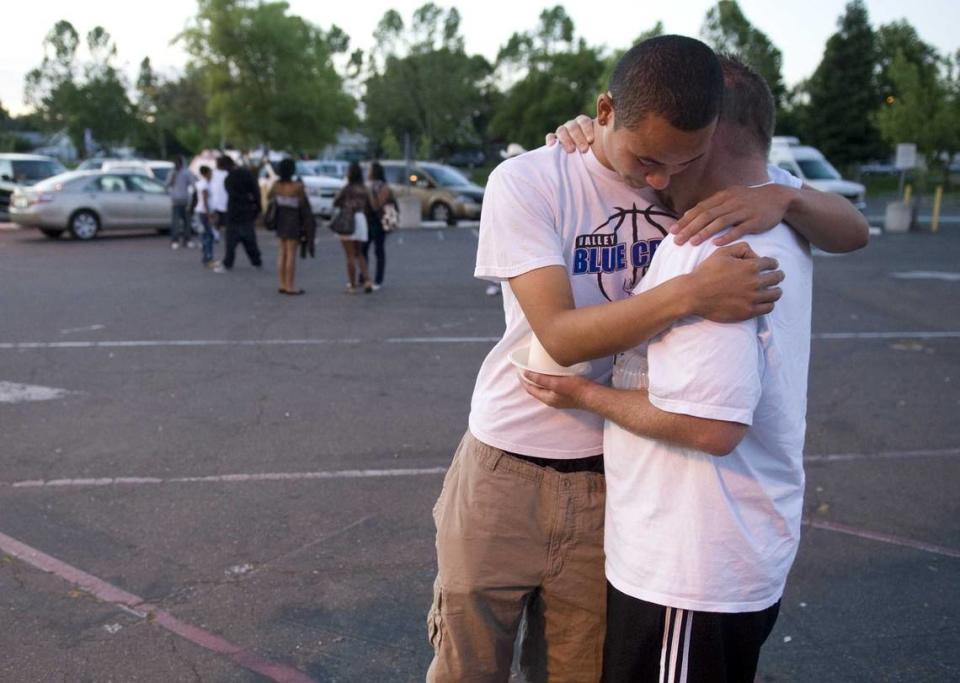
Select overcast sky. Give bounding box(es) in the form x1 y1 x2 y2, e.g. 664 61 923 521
2 0 958 116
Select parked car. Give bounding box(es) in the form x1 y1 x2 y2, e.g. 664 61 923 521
378 160 484 224
303 160 352 180
257 159 345 219
769 137 866 210
9 170 172 240
0 153 67 217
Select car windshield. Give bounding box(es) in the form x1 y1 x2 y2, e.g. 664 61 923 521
296 162 317 177
797 158 841 180
422 164 471 187
11 159 66 185
151 167 172 182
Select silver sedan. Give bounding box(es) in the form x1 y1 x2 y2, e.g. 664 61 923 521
9 170 173 240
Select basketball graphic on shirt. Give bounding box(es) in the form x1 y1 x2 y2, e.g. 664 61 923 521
572 202 676 301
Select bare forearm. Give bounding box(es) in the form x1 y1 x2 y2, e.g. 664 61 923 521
581 384 745 456
536 276 692 366
784 186 869 253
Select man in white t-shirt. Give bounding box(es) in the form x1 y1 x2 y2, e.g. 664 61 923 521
427 36 799 683
524 59 824 683
195 165 222 271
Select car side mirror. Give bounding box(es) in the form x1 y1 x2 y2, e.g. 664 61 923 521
1 174 12 182
415 178 432 189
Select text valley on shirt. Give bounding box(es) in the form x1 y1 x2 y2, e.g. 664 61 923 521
571 202 676 301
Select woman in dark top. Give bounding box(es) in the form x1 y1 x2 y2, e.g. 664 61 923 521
269 158 312 295
363 162 394 290
333 162 373 294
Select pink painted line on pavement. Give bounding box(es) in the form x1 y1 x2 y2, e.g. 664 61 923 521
803 519 960 559
0 529 316 683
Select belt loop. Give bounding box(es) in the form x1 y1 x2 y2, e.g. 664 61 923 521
489 451 505 471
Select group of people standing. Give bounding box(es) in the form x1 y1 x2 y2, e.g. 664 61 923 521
332 161 393 294
163 156 394 297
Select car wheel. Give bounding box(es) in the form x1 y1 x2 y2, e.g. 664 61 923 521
156 227 170 236
430 202 455 226
40 229 64 240
69 210 100 240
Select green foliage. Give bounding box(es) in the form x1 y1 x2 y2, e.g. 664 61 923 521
24 20 136 155
875 51 960 182
804 1 885 166
876 21 940 99
489 7 606 149
381 127 402 158
363 4 493 158
701 1 786 109
180 0 356 151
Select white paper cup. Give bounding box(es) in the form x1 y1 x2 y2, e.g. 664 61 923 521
527 333 570 374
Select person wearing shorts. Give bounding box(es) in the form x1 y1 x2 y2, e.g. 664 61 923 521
524 58 823 683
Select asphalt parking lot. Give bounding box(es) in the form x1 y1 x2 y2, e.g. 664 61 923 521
0 220 958 682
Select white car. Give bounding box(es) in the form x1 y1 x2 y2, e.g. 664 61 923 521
258 161 345 219
769 137 866 210
101 159 175 183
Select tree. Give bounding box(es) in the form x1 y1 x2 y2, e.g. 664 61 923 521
489 6 606 149
875 20 940 99
363 4 493 158
875 50 960 184
804 1 885 166
701 1 786 110
24 21 136 155
180 0 356 151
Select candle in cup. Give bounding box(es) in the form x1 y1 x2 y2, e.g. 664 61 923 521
527 332 570 374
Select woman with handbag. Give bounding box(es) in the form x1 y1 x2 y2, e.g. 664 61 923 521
332 162 374 294
362 162 397 291
266 158 314 295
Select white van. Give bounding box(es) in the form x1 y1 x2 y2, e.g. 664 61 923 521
769 137 866 211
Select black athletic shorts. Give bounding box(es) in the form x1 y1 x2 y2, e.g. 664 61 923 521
602 582 780 683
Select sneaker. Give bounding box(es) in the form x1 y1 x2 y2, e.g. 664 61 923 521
345 284 358 294
186 240 197 249
364 283 374 294
170 242 180 250
212 264 226 273
485 284 500 296
371 283 382 292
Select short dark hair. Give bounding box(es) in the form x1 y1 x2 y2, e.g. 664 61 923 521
199 165 211 176
347 161 364 185
717 55 776 156
609 35 723 131
277 158 295 182
369 162 385 182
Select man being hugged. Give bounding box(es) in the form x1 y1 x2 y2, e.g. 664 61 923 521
525 58 819 682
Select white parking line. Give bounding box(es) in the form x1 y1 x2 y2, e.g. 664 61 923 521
0 381 70 404
4 467 449 489
0 332 958 350
4 448 958 490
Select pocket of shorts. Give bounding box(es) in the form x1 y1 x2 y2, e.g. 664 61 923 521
427 580 444 650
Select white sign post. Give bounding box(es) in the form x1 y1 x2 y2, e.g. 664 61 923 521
895 143 917 198
896 143 917 170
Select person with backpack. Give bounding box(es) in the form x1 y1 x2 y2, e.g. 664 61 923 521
265 158 314 295
332 162 374 294
363 162 397 291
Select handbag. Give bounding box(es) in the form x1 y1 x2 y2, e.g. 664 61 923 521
381 202 399 232
328 207 354 235
264 198 278 231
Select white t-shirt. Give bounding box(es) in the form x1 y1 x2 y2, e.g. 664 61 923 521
604 169 812 613
195 177 210 214
470 144 674 459
209 169 228 213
